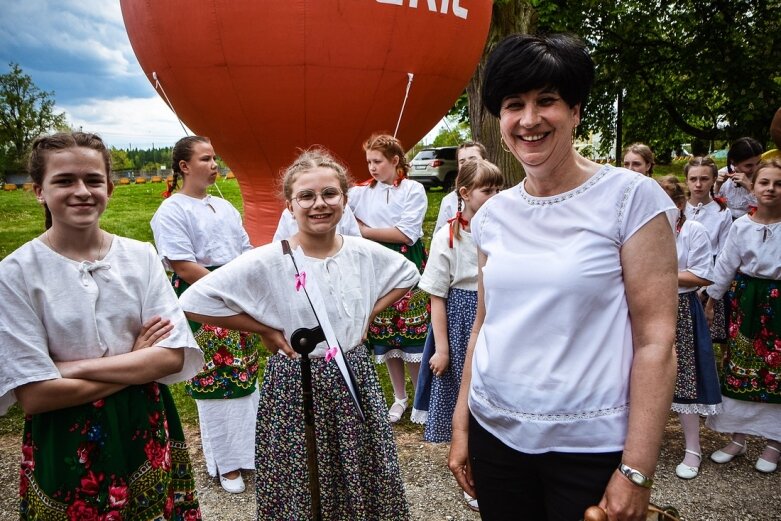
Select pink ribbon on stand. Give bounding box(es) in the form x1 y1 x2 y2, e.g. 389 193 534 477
295 271 307 292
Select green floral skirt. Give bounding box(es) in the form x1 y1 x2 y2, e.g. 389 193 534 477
722 273 781 403
368 240 430 362
20 383 200 520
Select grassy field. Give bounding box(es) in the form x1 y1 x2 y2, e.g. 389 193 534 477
0 176 449 435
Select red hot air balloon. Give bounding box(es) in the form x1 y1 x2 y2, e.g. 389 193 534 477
120 0 492 244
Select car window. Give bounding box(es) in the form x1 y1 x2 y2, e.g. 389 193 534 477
436 148 456 160
413 150 437 161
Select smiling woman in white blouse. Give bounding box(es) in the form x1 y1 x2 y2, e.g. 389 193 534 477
447 33 679 521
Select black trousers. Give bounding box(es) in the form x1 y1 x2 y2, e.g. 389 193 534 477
468 414 622 521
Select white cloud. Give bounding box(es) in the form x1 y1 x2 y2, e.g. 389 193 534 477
62 97 192 149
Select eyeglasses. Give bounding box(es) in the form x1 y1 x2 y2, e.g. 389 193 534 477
293 188 344 209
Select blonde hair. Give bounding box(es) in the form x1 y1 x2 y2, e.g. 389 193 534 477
451 159 503 244
657 174 686 231
752 157 781 183
623 142 655 175
280 148 351 201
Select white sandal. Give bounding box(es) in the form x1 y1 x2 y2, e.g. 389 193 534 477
464 491 479 512
755 445 780 473
711 439 747 463
675 449 701 479
388 396 408 423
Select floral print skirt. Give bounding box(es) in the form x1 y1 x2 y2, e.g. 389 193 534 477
255 345 410 520
722 273 781 403
20 383 200 520
370 240 429 362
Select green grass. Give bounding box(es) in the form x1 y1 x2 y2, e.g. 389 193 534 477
0 178 435 434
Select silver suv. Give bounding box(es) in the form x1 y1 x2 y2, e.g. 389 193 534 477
408 146 459 190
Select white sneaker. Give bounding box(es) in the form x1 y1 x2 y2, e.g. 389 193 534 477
220 473 245 494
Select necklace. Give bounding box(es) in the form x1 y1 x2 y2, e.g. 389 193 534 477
44 229 108 262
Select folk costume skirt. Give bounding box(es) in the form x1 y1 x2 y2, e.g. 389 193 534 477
369 240 429 363
173 269 261 477
706 273 781 438
671 291 722 415
20 383 200 520
413 288 477 442
255 345 410 520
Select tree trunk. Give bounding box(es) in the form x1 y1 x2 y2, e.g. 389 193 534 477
467 1 537 187
614 88 623 164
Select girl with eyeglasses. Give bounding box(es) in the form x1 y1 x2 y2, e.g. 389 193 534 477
151 136 261 494
180 148 416 519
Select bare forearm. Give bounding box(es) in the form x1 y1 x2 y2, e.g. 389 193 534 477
678 271 712 288
622 343 676 476
186 311 274 336
170 260 211 285
431 296 450 355
369 287 412 322
56 347 184 385
16 379 127 415
360 225 411 245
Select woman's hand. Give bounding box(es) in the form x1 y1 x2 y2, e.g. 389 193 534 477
598 470 652 521
133 316 173 351
448 421 476 498
704 297 715 327
429 351 450 376
731 171 752 190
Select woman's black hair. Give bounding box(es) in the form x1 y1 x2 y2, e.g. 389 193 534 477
482 33 595 117
726 137 764 174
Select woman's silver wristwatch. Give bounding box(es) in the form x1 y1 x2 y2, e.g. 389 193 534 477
618 463 654 488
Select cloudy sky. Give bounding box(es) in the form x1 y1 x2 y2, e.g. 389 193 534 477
0 1 448 151
0 1 189 149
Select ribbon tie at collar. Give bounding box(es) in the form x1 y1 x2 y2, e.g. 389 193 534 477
78 260 111 286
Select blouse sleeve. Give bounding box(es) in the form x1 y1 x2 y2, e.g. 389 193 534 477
273 210 296 242
395 181 428 245
418 228 452 298
340 205 362 237
179 246 286 332
434 192 457 233
150 200 197 265
0 254 60 415
706 226 742 300
716 209 733 253
365 240 421 296
232 205 253 251
685 223 714 282
139 243 204 384
618 175 677 244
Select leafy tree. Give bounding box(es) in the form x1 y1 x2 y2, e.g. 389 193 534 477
110 147 134 171
0 63 68 181
531 0 781 158
464 0 537 185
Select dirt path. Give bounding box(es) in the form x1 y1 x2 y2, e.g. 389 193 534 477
0 419 778 520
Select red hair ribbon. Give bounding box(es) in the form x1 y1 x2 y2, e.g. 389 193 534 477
713 196 727 205
748 205 757 216
447 212 469 248
393 168 406 187
161 179 173 199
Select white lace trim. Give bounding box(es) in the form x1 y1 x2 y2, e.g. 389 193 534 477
410 408 428 424
517 165 609 207
373 349 424 364
671 402 722 415
472 388 628 423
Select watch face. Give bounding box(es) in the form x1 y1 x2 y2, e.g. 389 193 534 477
630 472 643 485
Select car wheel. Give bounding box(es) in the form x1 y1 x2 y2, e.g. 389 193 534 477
442 172 457 191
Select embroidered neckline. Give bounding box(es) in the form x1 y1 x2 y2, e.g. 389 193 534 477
517 165 610 206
